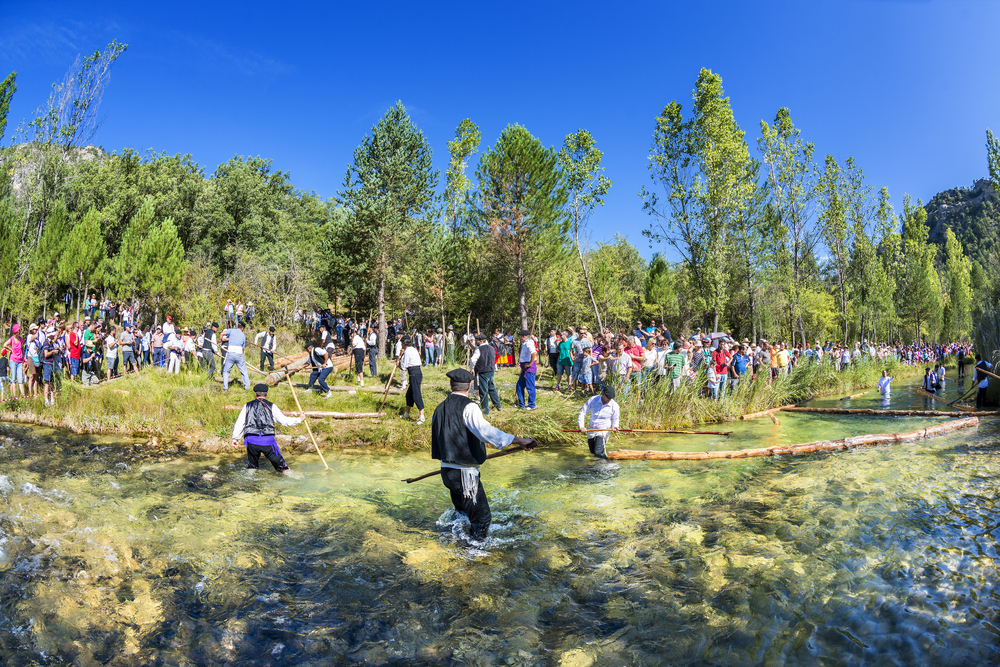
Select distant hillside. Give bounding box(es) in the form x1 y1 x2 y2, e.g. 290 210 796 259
923 178 998 266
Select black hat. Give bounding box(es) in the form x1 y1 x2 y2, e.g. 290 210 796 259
212 322 219 328
519 329 530 336
475 333 486 340
402 336 412 345
269 326 275 332
446 368 475 384
252 383 268 394
601 384 616 399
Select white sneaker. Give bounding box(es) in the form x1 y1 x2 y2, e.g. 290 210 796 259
323 392 332 399
360 380 365 387
416 416 425 425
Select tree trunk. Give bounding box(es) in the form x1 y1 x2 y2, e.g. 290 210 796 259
516 259 528 330
576 225 603 332
377 264 387 360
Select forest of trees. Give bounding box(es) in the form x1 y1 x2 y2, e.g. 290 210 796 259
0 45 995 358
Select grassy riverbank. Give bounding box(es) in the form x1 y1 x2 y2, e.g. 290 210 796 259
0 356 930 451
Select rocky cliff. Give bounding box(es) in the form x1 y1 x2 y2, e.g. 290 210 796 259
923 178 998 265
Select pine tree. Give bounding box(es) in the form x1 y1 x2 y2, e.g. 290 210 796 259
30 202 71 318
0 72 16 143
59 208 106 321
140 217 185 326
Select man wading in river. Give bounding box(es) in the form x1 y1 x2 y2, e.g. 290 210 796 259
231 383 303 474
432 368 537 540
577 384 620 459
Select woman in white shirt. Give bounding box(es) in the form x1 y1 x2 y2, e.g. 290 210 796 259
351 331 366 387
398 336 425 424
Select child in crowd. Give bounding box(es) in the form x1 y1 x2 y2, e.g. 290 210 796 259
577 341 595 395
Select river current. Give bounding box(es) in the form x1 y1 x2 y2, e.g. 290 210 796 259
0 375 998 666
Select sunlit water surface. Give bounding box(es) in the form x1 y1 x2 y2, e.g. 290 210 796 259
0 376 998 666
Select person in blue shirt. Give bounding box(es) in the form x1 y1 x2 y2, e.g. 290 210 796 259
729 344 750 391
220 322 251 391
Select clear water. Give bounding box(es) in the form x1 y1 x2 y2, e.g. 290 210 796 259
0 375 998 666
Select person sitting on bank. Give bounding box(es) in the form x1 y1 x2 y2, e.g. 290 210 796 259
577 384 620 459
431 368 537 540
230 383 303 474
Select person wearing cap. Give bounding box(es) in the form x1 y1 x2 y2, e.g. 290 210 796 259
231 383 303 474
40 327 58 406
398 336 425 423
162 315 175 338
515 329 538 410
220 321 251 391
366 325 379 377
445 324 456 366
577 384 620 459
432 368 537 540
202 322 219 378
224 299 235 328
469 333 501 414
255 326 278 372
25 323 41 396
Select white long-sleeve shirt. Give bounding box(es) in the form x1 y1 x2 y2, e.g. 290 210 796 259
578 395 620 439
400 347 421 371
255 330 277 352
440 398 516 471
231 401 303 442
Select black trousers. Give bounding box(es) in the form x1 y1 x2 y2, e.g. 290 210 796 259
260 350 274 371
353 348 365 374
588 435 608 459
441 467 491 539
246 443 288 471
205 351 216 378
477 371 501 414
548 352 559 371
977 386 988 411
406 369 424 409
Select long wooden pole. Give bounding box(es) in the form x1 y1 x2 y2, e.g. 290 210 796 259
284 371 328 469
563 428 732 436
781 406 998 417
379 363 398 412
607 417 979 461
402 445 529 483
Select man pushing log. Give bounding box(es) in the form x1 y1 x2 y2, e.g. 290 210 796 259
577 384 620 459
432 368 537 540
231 383 303 475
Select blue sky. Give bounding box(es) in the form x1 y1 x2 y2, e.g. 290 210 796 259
3 1 999 259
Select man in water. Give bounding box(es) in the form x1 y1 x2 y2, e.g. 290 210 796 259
877 370 894 396
577 384 620 459
231 383 303 474
431 368 537 540
974 354 993 411
220 321 251 391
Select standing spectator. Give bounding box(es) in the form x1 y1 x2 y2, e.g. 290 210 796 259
104 326 119 380
224 299 235 328
152 326 165 367
351 328 366 386
235 300 245 326
366 326 378 377
515 329 537 410
81 340 100 386
119 324 137 373
445 325 456 366
545 329 560 375
255 326 277 372
68 321 83 380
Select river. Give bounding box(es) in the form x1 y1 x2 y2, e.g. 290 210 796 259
0 374 997 666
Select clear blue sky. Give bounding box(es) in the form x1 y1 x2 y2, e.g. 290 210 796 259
3 1 999 259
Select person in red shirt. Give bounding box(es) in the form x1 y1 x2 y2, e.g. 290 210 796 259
712 342 732 398
68 320 83 380
625 336 645 374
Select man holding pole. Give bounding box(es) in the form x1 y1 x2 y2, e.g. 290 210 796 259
577 384 620 459
231 383 303 474
221 321 251 391
515 329 537 410
974 353 993 411
255 326 277 371
432 368 537 540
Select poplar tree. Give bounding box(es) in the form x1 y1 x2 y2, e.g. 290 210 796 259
943 227 972 340
338 102 438 357
899 196 942 340
445 119 481 229
59 208 106 321
29 202 70 318
472 123 568 329
558 129 612 331
759 107 818 346
642 69 753 332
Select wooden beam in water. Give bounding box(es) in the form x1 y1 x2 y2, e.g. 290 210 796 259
607 417 979 461
780 407 998 417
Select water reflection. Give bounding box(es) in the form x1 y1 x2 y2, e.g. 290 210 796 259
0 376 997 665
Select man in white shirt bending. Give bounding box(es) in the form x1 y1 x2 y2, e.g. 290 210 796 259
577 384 620 460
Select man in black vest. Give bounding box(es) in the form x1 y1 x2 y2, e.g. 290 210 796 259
974 353 994 411
432 368 536 540
202 322 218 379
469 333 501 414
231 383 304 474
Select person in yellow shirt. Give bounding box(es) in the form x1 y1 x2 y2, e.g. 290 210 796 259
769 343 779 379
776 344 790 375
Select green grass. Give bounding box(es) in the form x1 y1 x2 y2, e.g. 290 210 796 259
0 356 926 450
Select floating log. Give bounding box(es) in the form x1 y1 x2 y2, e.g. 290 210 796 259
780 406 998 417
563 428 732 436
328 385 403 395
913 387 975 411
222 405 383 419
840 391 867 400
607 417 979 461
740 403 799 420
768 412 780 425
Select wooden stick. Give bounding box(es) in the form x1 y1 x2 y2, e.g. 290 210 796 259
213 348 268 376
223 406 383 419
839 391 867 400
946 385 978 408
402 445 529 483
563 428 732 436
379 363 398 412
284 371 328 469
739 403 799 420
781 406 998 417
768 411 780 425
606 417 979 461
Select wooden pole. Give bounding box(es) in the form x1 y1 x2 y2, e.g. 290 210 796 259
284 371 328 469
839 391 867 400
780 406 998 417
402 445 529 483
223 406 383 419
563 428 732 436
379 363 398 412
739 403 799 420
606 417 979 461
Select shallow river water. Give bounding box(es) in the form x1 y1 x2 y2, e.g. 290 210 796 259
0 375 998 666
